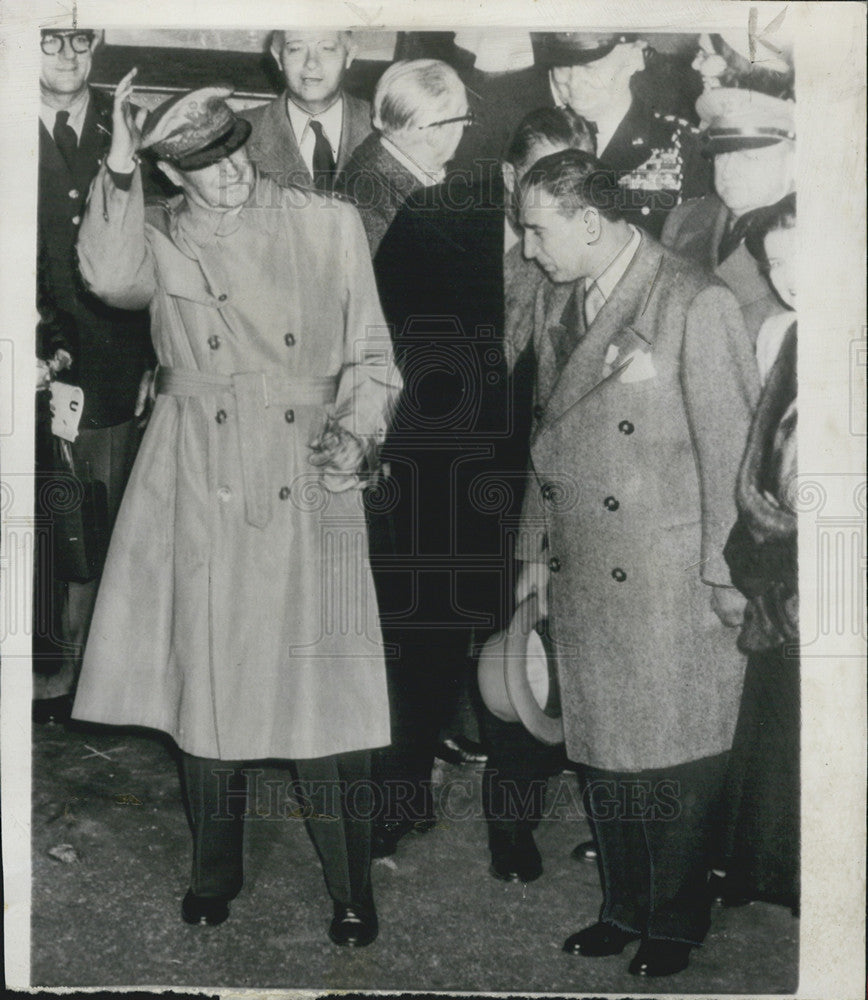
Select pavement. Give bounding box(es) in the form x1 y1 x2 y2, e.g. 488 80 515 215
30 719 798 993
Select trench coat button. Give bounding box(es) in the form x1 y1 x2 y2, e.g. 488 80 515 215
603 496 620 511
68 188 79 199
284 333 296 347
611 567 627 582
541 482 554 503
71 215 81 225
284 408 295 423
533 404 545 420
279 486 291 500
217 486 231 502
217 293 228 302
618 420 634 435
215 409 228 424
208 335 221 350
549 556 561 573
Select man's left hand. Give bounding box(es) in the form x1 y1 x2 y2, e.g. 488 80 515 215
710 585 747 627
135 368 156 428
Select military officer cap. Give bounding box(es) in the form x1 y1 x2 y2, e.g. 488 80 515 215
530 32 639 68
697 87 795 154
139 85 252 171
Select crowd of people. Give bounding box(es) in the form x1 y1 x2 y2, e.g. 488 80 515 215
34 26 799 978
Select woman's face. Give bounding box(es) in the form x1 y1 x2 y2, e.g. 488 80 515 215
764 225 797 308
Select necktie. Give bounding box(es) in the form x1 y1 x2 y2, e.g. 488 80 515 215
309 119 336 192
553 287 583 372
717 212 755 265
53 110 79 171
583 281 606 327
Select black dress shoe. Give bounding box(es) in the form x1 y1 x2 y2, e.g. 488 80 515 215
329 903 378 947
32 694 73 725
570 839 598 864
181 890 230 926
708 871 751 907
628 939 692 977
435 735 488 766
371 817 436 858
489 827 542 883
563 921 640 956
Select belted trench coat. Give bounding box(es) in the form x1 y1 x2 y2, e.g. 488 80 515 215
72 167 402 761
518 233 760 772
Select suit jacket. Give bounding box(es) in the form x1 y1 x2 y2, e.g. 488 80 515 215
334 132 424 255
241 91 372 189
38 87 154 428
518 232 760 771
662 194 784 344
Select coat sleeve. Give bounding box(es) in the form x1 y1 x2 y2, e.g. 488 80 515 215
76 164 157 311
334 202 403 456
681 283 761 586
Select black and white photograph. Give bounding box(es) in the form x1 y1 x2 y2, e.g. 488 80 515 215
0 1 865 997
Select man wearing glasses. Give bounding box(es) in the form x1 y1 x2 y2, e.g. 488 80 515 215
242 30 372 192
34 29 155 721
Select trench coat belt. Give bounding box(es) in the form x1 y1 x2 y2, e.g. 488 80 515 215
156 366 339 530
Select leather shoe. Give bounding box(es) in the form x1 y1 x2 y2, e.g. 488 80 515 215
371 816 436 858
628 939 692 977
435 735 488 766
708 871 750 907
329 902 378 947
570 839 598 864
489 827 542 883
181 890 230 926
32 694 73 725
563 921 639 957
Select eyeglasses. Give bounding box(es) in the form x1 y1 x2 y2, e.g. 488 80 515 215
417 110 475 130
41 32 94 56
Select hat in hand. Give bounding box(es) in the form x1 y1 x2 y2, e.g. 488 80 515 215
697 87 795 154
139 85 251 170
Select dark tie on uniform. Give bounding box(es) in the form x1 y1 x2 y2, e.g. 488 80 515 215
717 211 758 265
53 109 79 171
309 119 336 192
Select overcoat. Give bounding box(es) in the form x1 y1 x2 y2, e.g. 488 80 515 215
518 232 760 771
661 193 784 344
71 167 402 761
241 92 372 189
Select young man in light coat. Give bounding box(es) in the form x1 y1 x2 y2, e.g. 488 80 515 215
72 72 402 947
514 149 759 977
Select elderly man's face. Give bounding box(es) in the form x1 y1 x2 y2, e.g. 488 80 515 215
520 186 592 283
40 30 95 100
420 89 472 169
714 141 794 217
273 31 354 113
550 43 644 120
164 146 254 212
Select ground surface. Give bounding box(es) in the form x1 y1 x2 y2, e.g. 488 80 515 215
30 720 798 994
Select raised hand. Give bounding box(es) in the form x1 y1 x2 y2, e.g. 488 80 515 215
106 67 148 173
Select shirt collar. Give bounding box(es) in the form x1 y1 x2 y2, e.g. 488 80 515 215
587 224 641 300
286 94 344 155
40 88 90 141
380 136 445 187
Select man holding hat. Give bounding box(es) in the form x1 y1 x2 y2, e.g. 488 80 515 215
72 70 402 947
514 148 758 977
662 87 796 343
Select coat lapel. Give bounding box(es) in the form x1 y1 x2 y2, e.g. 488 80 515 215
337 92 371 173
537 234 665 427
249 96 309 183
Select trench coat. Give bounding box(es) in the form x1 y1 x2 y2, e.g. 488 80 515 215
71 166 402 761
517 232 760 771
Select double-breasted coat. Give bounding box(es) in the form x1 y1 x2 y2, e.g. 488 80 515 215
518 232 760 772
71 167 402 761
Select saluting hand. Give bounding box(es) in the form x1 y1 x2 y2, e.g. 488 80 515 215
107 67 148 174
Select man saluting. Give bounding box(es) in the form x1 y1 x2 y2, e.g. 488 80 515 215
72 69 402 946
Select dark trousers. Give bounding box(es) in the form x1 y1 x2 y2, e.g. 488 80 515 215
179 750 374 909
582 753 729 945
33 419 140 699
481 705 565 844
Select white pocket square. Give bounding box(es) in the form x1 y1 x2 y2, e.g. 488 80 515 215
618 349 657 383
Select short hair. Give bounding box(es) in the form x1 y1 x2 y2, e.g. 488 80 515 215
710 34 795 100
372 59 465 135
518 148 623 221
745 192 797 264
505 106 596 170
271 30 352 51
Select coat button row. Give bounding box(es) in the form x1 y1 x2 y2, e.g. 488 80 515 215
68 188 79 199
549 557 561 573
541 482 555 502
217 486 231 502
208 335 221 350
618 420 634 435
284 409 295 423
611 568 627 582
603 496 620 511
217 293 228 302
279 486 291 500
216 409 228 424
284 333 296 347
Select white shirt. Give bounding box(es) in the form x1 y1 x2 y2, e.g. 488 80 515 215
380 136 445 187
286 95 344 177
756 310 796 385
40 89 90 142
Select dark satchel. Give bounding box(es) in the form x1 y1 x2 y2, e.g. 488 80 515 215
43 436 110 583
